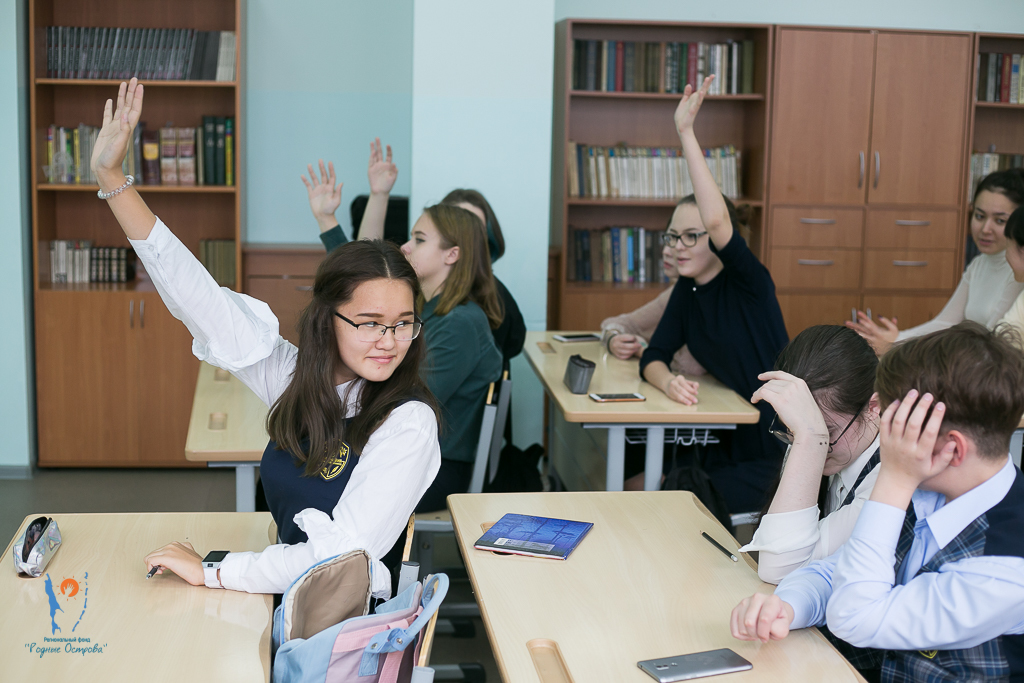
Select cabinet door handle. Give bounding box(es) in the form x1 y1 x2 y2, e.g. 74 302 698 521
895 220 931 226
799 218 837 225
129 299 134 329
859 151 865 188
295 285 313 291
797 259 835 266
873 151 880 189
893 260 928 267
140 300 145 329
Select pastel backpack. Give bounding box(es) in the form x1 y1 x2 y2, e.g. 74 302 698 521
272 549 448 683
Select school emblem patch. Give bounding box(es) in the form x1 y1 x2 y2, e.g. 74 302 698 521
919 650 938 659
320 443 351 481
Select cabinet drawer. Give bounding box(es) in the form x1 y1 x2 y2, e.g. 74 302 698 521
771 207 864 248
865 209 959 249
243 247 324 277
770 248 861 289
863 250 957 290
776 293 861 337
245 276 315 345
861 294 952 330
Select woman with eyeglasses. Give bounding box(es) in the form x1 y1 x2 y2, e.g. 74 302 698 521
637 76 789 514
91 80 441 598
739 325 880 584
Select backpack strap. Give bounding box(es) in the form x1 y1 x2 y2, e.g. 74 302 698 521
359 574 449 677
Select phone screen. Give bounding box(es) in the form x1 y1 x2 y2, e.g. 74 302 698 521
203 550 230 564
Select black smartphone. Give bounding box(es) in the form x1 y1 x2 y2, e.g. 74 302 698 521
637 649 752 682
552 333 601 343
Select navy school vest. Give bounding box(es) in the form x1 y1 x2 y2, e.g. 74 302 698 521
825 466 1024 683
261 434 360 545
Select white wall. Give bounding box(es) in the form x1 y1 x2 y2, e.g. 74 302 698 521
411 0 555 447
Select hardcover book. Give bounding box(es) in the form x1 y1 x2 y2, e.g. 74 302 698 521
474 514 593 560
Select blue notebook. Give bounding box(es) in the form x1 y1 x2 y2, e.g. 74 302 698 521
474 513 593 560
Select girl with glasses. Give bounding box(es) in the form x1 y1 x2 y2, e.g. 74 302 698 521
634 76 789 515
92 80 441 598
739 325 880 584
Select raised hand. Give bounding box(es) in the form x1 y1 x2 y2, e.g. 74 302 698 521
301 160 343 233
674 75 714 136
845 310 899 356
665 374 700 405
92 78 144 189
367 138 397 196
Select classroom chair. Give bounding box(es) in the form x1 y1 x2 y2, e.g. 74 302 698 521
350 194 410 244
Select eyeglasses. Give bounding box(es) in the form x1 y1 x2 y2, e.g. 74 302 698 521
769 408 862 454
334 312 423 342
661 230 708 248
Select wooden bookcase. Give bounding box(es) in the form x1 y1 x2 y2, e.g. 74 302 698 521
552 20 773 330
970 34 1024 188
29 0 245 466
765 27 974 336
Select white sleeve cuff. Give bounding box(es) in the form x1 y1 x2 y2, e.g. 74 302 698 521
739 506 819 553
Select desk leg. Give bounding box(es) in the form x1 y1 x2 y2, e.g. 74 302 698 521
606 426 626 491
235 464 257 513
644 427 665 491
1012 430 1023 469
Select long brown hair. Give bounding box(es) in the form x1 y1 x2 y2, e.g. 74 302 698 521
267 239 438 476
423 204 504 329
442 188 505 262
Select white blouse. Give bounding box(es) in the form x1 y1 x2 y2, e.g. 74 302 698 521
739 436 880 585
129 218 441 597
898 251 1023 340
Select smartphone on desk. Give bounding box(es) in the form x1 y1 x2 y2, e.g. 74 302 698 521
552 333 601 343
638 649 752 682
589 392 645 402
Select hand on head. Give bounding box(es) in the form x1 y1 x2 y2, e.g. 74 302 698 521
367 138 397 196
92 78 144 189
751 370 829 445
144 541 205 586
845 310 898 355
878 389 956 495
730 592 795 643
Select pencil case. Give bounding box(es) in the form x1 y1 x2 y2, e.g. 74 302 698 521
12 516 61 578
563 354 595 394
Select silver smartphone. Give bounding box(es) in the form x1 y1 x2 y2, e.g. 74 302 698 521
637 649 752 682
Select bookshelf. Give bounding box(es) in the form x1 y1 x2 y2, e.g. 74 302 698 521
29 0 245 467
552 20 773 330
970 34 1024 191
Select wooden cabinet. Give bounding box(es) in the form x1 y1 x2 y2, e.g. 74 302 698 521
861 295 951 330
35 291 199 466
243 245 324 345
767 27 972 336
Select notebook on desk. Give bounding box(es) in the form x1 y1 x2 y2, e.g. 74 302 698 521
474 513 593 560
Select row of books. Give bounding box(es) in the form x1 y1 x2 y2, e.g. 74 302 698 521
200 240 237 288
49 242 134 284
968 151 1024 199
44 117 235 186
977 53 1024 104
572 39 755 96
567 142 742 201
566 226 671 284
46 27 236 81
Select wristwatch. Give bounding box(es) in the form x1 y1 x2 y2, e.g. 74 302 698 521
202 550 229 589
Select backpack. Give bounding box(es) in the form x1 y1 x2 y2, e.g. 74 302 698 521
483 442 545 493
661 442 734 536
272 549 449 683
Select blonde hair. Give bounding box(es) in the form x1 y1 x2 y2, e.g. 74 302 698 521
423 204 503 329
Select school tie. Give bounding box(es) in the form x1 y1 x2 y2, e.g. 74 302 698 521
897 517 931 585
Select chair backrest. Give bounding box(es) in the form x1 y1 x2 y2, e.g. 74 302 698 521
350 194 410 244
468 376 512 494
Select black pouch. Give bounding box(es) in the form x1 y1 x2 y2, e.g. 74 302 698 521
562 354 595 394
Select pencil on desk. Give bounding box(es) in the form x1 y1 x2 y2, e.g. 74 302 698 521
701 531 738 562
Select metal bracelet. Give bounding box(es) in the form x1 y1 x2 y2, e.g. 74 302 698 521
97 174 135 200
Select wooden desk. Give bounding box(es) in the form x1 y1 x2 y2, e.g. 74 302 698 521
1 512 276 682
185 362 269 512
449 492 863 683
524 332 760 491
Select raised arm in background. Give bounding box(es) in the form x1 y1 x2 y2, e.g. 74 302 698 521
355 138 397 240
301 159 344 233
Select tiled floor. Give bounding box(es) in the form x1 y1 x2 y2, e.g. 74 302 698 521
1 468 500 682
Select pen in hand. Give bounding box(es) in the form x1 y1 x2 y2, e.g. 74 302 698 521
146 565 161 579
701 531 738 562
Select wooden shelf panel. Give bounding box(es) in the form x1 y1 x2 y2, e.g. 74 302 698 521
570 90 764 101
36 79 237 88
565 281 670 291
568 197 763 207
38 183 236 193
38 280 158 293
975 101 1024 109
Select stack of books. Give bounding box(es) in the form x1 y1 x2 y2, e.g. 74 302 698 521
44 116 234 187
200 240 236 288
49 242 134 284
566 226 671 285
969 151 1024 199
572 39 755 95
568 142 742 200
45 27 236 81
977 53 1024 103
